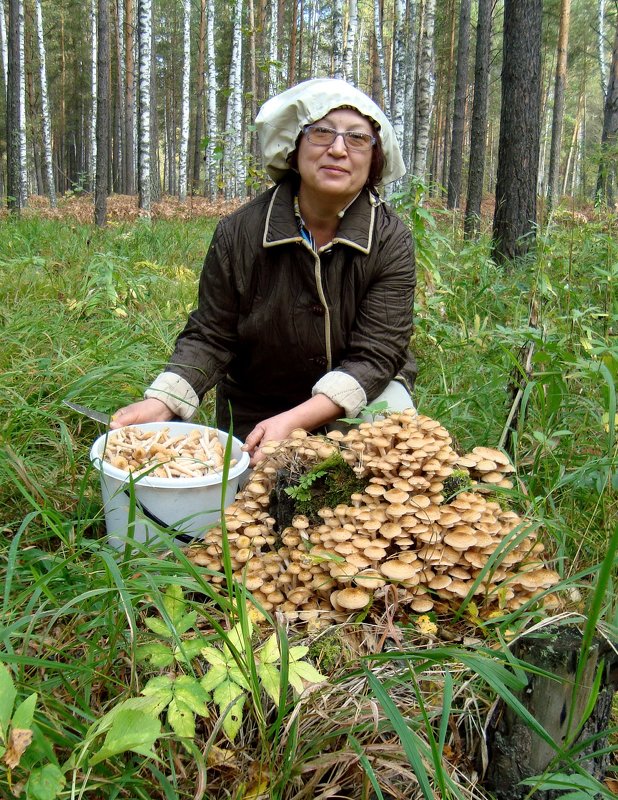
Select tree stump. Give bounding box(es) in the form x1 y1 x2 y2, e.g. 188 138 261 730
485 624 618 799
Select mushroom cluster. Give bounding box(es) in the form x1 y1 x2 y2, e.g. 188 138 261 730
188 412 560 622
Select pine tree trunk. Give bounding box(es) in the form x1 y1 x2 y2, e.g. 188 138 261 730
440 0 456 195
114 0 125 193
546 0 571 214
464 0 492 238
178 0 191 202
7 0 21 212
95 0 110 227
192 0 206 193
596 18 618 206
446 0 470 209
137 0 151 213
35 0 56 207
413 0 435 181
289 0 297 85
491 0 543 265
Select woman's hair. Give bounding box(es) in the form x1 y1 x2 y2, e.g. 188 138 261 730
286 113 386 189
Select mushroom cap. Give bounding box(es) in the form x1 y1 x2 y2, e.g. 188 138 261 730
383 488 409 504
410 596 435 613
336 587 372 609
380 559 419 581
353 569 387 589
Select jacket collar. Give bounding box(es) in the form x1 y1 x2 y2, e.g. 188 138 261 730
262 175 379 255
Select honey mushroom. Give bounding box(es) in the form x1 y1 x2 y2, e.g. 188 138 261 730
185 411 560 623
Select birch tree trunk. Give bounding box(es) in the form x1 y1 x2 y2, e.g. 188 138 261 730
137 0 152 213
178 0 191 202
401 0 417 174
446 0 471 209
90 0 97 191
223 0 245 200
491 0 543 265
332 0 344 79
464 0 492 238
205 0 218 199
7 0 22 211
269 0 279 92
413 0 436 181
18 0 26 205
596 18 618 206
35 0 55 206
343 0 357 82
546 0 571 213
124 0 136 194
391 0 406 142
373 0 388 107
0 0 8 91
95 0 110 226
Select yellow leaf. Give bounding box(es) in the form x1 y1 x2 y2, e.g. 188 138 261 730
3 728 33 769
206 744 238 767
243 779 269 799
415 615 437 635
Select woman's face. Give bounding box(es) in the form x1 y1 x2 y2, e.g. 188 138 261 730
296 108 375 206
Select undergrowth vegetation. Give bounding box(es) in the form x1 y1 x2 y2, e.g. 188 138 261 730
0 201 616 799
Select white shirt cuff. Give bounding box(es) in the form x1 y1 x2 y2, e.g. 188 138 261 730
312 371 367 418
144 372 200 420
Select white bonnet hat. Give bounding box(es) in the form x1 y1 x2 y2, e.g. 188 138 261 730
255 78 406 186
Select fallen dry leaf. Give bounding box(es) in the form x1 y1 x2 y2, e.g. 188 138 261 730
3 728 33 769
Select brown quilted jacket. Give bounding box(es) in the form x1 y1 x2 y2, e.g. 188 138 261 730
166 176 417 439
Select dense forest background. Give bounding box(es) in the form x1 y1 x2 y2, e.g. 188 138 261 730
0 0 616 220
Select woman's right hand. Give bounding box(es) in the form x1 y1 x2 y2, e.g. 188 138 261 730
110 398 175 429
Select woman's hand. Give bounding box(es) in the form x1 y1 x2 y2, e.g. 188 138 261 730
110 398 175 429
242 395 344 465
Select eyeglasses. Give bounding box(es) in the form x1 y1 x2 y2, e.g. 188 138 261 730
302 124 376 151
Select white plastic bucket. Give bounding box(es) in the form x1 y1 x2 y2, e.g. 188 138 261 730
90 422 250 550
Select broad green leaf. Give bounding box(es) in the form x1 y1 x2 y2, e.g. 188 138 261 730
142 675 174 697
144 616 173 638
174 676 210 717
201 664 228 693
117 694 171 719
257 662 280 706
89 709 161 766
289 661 327 686
213 679 245 713
174 611 198 636
135 642 174 668
0 663 17 736
228 663 250 690
174 637 206 663
288 645 309 660
221 695 245 742
12 692 37 729
286 668 304 694
167 698 195 739
162 583 186 623
27 763 66 800
201 646 228 668
259 633 280 665
226 620 252 654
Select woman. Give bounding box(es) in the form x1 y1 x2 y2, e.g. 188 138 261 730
111 79 417 463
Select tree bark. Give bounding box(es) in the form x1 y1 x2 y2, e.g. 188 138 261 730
491 0 543 265
90 0 98 192
95 0 110 227
413 0 436 181
0 0 8 92
124 0 136 194
447 0 471 209
596 18 618 206
137 0 151 213
464 0 492 238
35 0 56 207
178 0 191 202
546 0 571 214
205 0 218 199
485 624 618 800
7 0 22 212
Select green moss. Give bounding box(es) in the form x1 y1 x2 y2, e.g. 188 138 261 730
285 451 368 522
442 469 473 501
308 632 347 673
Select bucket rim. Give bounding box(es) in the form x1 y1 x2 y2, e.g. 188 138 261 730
90 421 250 488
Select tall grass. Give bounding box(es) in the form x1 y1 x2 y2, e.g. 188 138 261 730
0 207 616 799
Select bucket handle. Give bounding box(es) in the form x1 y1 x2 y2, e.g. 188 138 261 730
123 489 197 545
